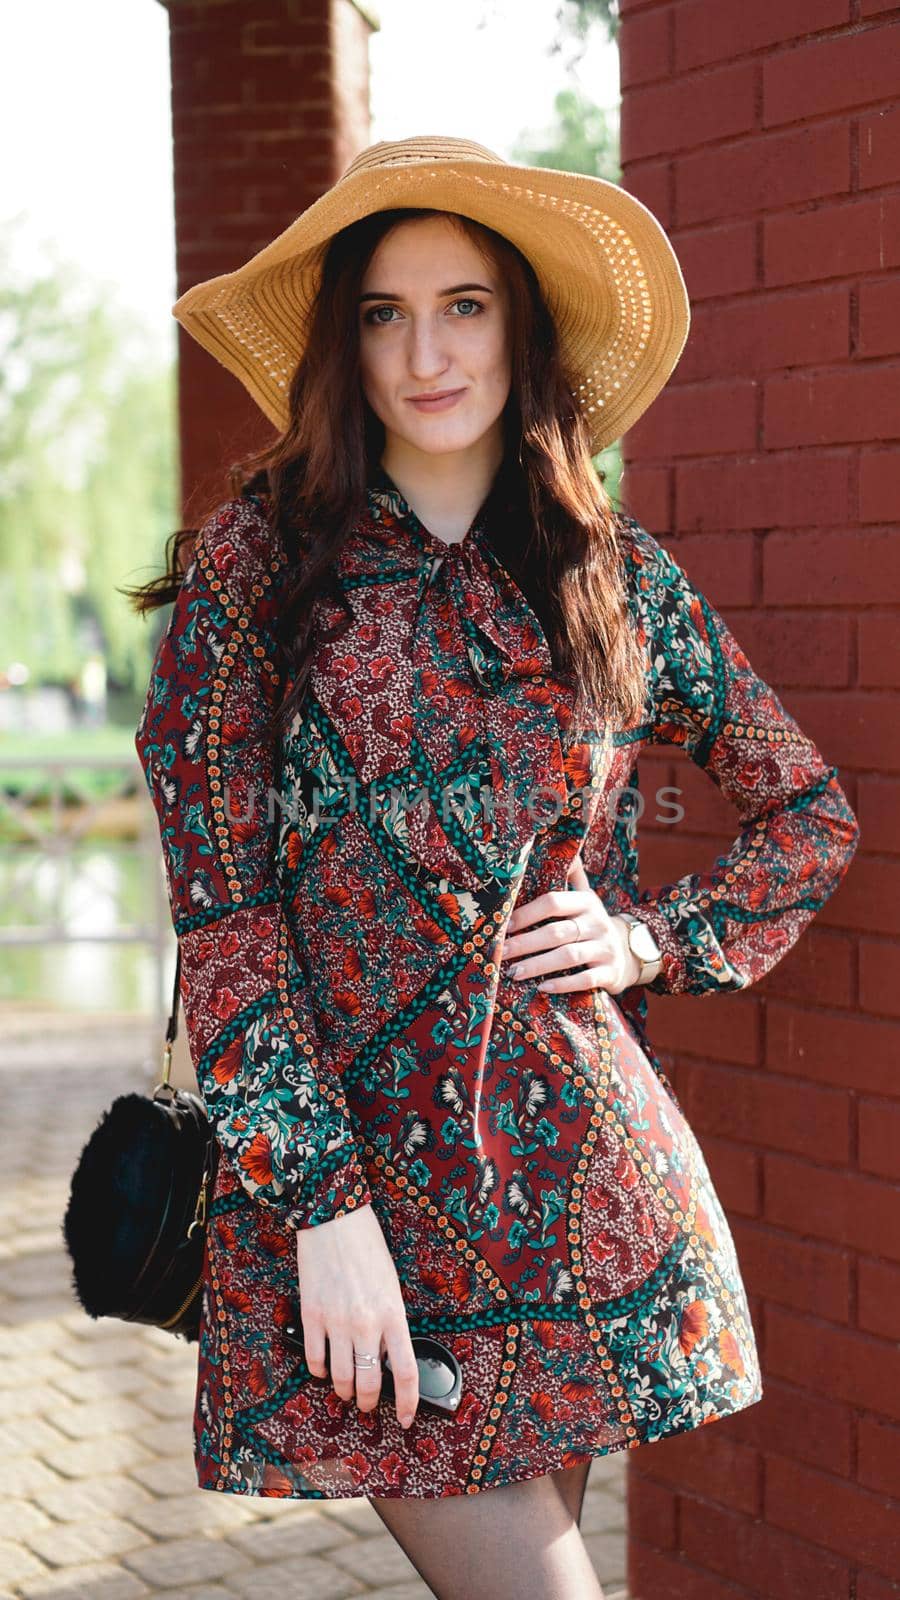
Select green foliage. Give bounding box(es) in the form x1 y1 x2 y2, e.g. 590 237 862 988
0 217 179 701
553 0 620 47
512 2 624 495
511 86 620 182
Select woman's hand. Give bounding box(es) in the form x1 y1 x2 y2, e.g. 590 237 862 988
295 1204 420 1430
500 850 642 995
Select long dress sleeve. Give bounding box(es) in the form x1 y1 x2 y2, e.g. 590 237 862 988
134 496 373 1228
589 518 860 999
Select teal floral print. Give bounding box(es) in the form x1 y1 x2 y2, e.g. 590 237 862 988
134 465 858 1499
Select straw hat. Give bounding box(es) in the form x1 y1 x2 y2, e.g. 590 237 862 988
171 134 690 455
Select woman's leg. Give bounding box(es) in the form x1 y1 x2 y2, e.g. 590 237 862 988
549 1458 592 1527
368 1469 606 1600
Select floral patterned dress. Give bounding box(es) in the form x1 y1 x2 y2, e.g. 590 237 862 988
135 465 859 1500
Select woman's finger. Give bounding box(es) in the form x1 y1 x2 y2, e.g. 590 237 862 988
536 964 618 993
502 911 603 965
351 1320 385 1414
505 886 610 940
505 934 611 982
383 1317 420 1430
567 851 592 893
505 887 590 934
326 1327 357 1405
302 1318 328 1379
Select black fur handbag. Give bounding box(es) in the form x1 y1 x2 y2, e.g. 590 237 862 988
62 945 219 1341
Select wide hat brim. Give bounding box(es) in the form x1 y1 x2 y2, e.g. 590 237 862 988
171 135 691 456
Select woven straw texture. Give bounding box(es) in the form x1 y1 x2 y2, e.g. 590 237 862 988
172 136 691 455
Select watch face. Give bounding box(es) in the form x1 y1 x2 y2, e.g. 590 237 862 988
630 920 661 963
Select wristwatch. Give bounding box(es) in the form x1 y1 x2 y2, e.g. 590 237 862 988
618 912 664 986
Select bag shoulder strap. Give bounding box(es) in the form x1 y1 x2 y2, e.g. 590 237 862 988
166 943 182 1045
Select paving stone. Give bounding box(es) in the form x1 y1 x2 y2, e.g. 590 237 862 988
0 1232 65 1268
16 1561 151 1599
1 1293 75 1324
33 1475 157 1524
224 1556 364 1600
39 1432 150 1479
126 1492 258 1539
0 1250 73 1298
583 1528 628 1586
24 1515 152 1567
0 1355 75 1390
360 1587 433 1600
140 1323 192 1355
332 1532 426 1587
57 1309 148 1338
581 1485 628 1534
224 1509 347 1562
588 1450 629 1493
127 1455 199 1498
1 1385 67 1419
0 1323 61 1358
219 1494 305 1523
49 1363 151 1402
0 1455 66 1496
61 1336 150 1369
0 1498 54 1539
127 1419 195 1458
0 1537 51 1585
136 1347 193 1378
317 1497 386 1536
134 1381 198 1420
166 1590 236 1600
0 1417 67 1456
121 1535 252 1589
39 1397 157 1441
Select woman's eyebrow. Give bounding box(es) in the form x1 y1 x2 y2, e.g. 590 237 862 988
358 282 495 302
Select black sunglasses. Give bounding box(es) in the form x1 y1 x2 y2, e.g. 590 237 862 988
280 1306 463 1415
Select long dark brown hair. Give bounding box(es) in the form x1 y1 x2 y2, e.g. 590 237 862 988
125 208 647 736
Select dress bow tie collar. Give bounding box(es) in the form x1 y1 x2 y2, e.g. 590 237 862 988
343 465 557 688
334 467 578 878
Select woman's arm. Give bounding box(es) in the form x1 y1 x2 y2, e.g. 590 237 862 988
587 520 860 999
135 496 372 1227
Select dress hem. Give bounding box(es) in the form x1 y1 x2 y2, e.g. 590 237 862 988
193 1380 765 1502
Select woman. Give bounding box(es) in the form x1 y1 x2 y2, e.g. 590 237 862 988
130 138 860 1599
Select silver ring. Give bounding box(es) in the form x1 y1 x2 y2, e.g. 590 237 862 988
569 914 584 941
353 1351 381 1369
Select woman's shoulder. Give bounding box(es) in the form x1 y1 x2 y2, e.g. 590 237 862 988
614 510 705 603
190 488 285 607
613 509 664 571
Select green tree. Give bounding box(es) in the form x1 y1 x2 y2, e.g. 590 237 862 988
510 86 619 181
552 0 620 53
510 3 623 502
0 216 178 704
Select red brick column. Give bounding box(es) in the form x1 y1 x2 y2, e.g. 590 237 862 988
618 4 899 1596
158 0 377 520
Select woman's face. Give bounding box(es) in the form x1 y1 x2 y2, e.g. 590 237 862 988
358 214 512 463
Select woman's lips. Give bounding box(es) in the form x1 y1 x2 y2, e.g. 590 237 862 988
407 389 466 412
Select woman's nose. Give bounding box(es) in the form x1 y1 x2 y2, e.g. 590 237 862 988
407 322 452 379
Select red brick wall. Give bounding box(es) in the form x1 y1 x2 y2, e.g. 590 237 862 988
619 3 900 1596
159 0 376 520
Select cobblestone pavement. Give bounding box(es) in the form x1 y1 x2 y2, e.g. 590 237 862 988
0 1010 630 1600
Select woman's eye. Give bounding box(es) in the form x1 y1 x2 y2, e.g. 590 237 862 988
363 298 485 326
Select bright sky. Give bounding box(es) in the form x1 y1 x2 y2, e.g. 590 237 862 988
3 0 619 359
